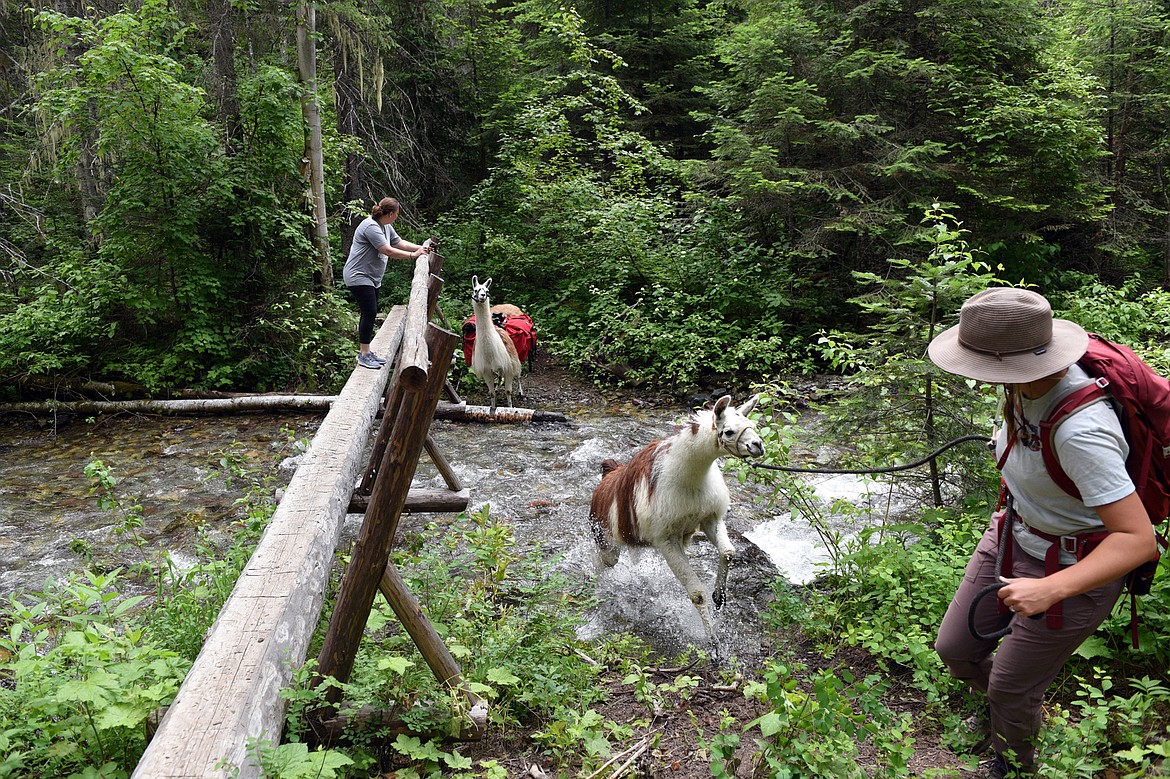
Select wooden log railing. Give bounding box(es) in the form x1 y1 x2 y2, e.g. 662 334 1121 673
130 306 405 778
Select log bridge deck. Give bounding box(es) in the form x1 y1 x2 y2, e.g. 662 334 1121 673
132 252 490 778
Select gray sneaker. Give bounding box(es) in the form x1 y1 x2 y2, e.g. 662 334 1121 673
356 353 382 370
368 351 388 365
980 753 1033 778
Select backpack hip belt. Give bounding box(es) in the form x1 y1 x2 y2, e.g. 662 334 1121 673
1002 505 1152 645
1001 510 1109 630
1015 515 1110 630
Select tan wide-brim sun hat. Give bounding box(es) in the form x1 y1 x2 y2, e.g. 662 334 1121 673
928 287 1088 384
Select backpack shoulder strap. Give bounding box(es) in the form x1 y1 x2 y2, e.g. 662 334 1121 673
1039 378 1111 500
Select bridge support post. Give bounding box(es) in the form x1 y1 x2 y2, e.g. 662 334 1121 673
313 323 460 707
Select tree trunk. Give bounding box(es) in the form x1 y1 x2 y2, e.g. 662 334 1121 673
1159 160 1170 288
296 1 332 288
76 137 102 230
209 0 240 147
0 395 336 416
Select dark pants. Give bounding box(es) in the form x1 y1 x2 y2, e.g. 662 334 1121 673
348 284 379 346
934 521 1124 770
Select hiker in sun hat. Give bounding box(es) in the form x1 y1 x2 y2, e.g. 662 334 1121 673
929 287 1157 779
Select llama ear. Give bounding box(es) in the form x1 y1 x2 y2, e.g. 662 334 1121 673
738 394 760 415
484 277 493 289
713 395 732 417
471 274 479 286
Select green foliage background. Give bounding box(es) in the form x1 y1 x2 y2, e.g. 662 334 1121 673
2 0 1170 397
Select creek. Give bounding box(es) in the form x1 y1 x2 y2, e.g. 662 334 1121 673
0 403 903 663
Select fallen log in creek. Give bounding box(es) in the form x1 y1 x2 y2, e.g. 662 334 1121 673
15 376 245 400
433 401 568 424
0 395 337 416
0 396 571 423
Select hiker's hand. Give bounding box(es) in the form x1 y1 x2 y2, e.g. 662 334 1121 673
997 576 1057 618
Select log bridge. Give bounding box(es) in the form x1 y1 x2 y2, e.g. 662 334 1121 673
132 252 492 778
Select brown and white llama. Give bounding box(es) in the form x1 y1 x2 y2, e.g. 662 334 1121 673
589 395 764 651
469 275 523 413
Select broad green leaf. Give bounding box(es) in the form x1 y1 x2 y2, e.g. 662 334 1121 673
443 750 474 769
94 702 146 730
486 667 519 685
1074 636 1112 660
757 711 783 737
376 656 414 675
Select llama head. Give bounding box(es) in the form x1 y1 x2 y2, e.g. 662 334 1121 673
712 394 764 459
471 275 492 304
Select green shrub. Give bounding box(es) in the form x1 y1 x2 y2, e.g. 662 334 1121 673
0 571 189 779
741 662 915 778
292 507 614 773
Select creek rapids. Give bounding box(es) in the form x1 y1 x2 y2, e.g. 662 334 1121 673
0 402 901 663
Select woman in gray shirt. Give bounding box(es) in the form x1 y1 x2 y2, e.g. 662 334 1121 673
343 197 429 369
928 288 1157 778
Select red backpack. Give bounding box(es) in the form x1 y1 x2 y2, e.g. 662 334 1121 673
1039 334 1170 631
1042 334 1170 526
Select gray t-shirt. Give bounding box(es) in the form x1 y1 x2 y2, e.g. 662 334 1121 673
997 363 1134 563
342 217 403 288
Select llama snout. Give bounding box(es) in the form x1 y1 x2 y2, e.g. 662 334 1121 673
723 431 764 460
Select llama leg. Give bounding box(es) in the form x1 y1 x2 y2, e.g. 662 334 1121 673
487 375 498 413
701 517 736 610
657 537 719 645
591 518 621 568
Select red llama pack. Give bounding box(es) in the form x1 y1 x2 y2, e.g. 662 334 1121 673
462 288 536 368
464 276 532 412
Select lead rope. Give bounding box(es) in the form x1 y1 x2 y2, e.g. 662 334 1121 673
968 496 1049 641
745 427 1037 639
746 431 1038 641
747 434 991 475
969 495 1020 641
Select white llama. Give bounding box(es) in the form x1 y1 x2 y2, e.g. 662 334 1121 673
589 395 764 651
469 275 523 413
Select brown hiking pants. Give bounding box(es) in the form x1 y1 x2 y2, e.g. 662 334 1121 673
934 521 1124 770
